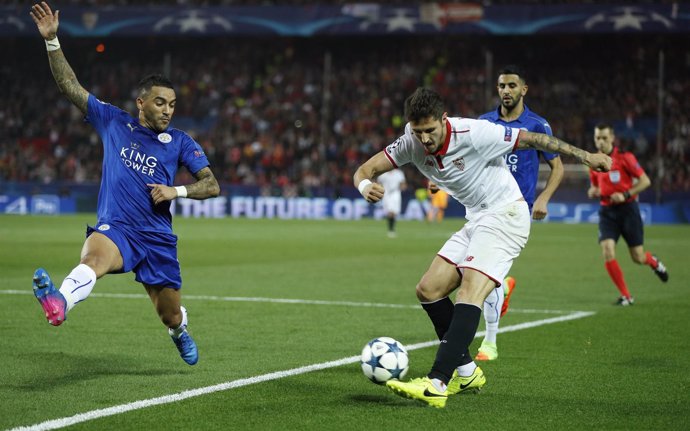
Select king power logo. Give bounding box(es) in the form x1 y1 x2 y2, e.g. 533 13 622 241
120 144 158 176
505 153 518 173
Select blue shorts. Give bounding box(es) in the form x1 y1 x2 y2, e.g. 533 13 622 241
598 201 644 247
86 223 182 289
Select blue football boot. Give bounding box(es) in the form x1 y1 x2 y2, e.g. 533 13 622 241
32 268 67 326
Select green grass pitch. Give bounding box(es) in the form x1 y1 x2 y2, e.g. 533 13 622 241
1 215 689 430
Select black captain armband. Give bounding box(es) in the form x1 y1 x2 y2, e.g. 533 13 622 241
623 191 631 200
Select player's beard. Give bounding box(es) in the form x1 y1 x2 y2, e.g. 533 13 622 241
148 115 169 133
157 118 170 131
501 94 521 112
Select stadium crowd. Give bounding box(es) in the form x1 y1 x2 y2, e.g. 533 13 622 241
1 34 688 196
2 1 677 5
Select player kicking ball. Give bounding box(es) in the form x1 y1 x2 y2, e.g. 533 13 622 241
354 88 611 408
30 2 220 365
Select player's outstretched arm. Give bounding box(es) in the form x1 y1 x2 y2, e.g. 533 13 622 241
30 2 88 114
517 130 612 172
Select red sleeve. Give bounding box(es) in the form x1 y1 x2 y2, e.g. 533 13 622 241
383 149 398 168
622 152 645 179
514 130 522 151
589 169 599 187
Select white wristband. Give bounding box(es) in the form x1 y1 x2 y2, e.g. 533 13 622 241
45 37 60 52
174 186 188 198
357 179 372 196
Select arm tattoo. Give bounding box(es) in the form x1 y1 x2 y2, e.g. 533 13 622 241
186 167 221 199
47 50 88 113
519 132 588 164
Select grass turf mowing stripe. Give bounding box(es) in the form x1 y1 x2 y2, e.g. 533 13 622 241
7 310 595 431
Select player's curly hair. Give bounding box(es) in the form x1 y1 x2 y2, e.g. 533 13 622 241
404 87 444 123
137 74 174 97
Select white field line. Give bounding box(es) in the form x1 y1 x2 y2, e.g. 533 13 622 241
0 290 578 315
6 309 595 431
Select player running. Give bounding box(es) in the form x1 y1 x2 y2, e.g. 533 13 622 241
587 123 669 305
376 169 407 237
474 65 564 361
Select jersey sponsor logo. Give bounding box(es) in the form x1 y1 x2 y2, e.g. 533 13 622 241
503 126 512 142
158 133 172 143
194 150 204 158
452 156 465 171
609 170 621 183
98 224 110 231
120 145 159 177
504 153 518 172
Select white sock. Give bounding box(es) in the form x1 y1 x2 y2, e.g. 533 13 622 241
482 286 504 344
59 264 97 311
457 361 477 378
169 306 189 338
430 378 447 392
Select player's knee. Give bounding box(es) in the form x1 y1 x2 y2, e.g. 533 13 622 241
602 248 616 261
78 256 108 277
416 279 446 302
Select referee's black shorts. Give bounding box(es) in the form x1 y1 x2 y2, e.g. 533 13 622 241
598 201 644 247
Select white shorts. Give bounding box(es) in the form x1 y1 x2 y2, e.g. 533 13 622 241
382 192 402 215
437 200 530 286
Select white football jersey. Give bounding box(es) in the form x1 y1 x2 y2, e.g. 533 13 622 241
376 169 405 194
376 169 406 215
383 117 523 220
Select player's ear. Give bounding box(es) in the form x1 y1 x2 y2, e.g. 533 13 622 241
136 97 144 110
522 84 528 96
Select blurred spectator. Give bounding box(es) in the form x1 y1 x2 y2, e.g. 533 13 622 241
1 34 688 195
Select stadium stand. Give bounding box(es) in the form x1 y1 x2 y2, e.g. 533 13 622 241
1 30 688 196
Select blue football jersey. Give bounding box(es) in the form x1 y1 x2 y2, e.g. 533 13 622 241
479 104 557 208
85 94 210 232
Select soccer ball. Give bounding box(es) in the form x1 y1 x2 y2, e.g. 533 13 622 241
360 337 409 384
